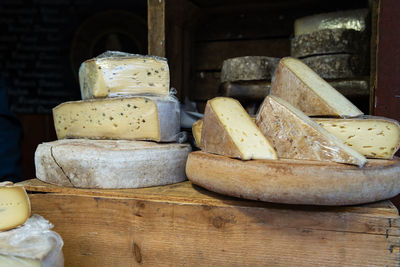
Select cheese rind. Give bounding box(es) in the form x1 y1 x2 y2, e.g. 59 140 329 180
201 97 277 160
315 116 400 159
0 182 31 232
53 96 180 142
35 139 191 189
219 81 271 100
79 51 170 99
270 57 363 117
255 96 367 167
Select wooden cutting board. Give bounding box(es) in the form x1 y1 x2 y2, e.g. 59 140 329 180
186 151 400 206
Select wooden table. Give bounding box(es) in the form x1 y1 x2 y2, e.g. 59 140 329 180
19 179 400 266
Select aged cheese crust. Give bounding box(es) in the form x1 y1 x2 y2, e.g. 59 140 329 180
220 56 279 83
270 57 363 117
186 151 400 206
219 81 271 100
35 139 191 189
255 96 367 166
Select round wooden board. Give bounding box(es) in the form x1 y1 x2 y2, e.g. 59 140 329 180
185 151 400 206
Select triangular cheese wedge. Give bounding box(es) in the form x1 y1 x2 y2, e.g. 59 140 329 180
192 119 203 148
270 57 363 117
201 97 277 160
255 96 367 167
0 182 31 232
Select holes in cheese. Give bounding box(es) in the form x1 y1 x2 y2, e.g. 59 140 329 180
201 97 277 160
0 182 31 232
270 57 363 117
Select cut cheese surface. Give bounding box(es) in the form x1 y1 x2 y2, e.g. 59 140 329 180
0 256 41 267
315 116 400 159
192 119 203 148
270 57 363 117
0 182 31 232
201 97 277 160
255 96 367 167
53 96 180 142
79 51 169 99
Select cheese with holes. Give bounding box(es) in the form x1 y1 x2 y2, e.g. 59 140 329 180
0 215 64 267
270 57 363 117
315 116 400 159
35 139 191 189
192 119 203 148
201 97 277 160
79 51 169 99
0 182 31 232
53 96 180 142
256 96 367 167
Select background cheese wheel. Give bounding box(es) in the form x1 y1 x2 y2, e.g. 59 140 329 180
35 139 191 189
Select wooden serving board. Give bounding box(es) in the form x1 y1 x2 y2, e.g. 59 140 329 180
186 151 400 206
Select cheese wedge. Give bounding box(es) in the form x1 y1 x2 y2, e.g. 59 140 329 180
53 96 180 142
79 51 169 99
201 97 277 160
255 96 367 167
0 182 31 232
315 116 400 159
270 57 363 117
192 119 203 147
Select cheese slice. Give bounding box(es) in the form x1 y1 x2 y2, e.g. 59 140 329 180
270 57 363 117
255 96 367 167
192 119 203 148
35 139 191 189
0 182 31 232
201 97 277 160
79 51 169 99
53 96 180 142
315 116 400 159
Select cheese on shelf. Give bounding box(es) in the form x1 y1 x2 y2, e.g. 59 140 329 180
315 116 400 159
53 96 180 142
79 51 169 99
192 119 203 148
201 97 277 160
270 57 363 117
0 182 31 232
255 96 367 167
35 139 191 189
219 81 271 100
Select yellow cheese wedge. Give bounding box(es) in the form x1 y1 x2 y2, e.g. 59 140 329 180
270 57 363 117
315 116 400 159
256 96 367 167
192 119 203 147
201 97 277 160
53 96 180 142
0 182 31 232
79 51 170 99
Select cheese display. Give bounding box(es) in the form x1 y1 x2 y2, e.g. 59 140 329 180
301 54 368 79
35 139 191 189
255 96 367 167
220 56 279 83
201 97 277 160
0 182 31 232
315 116 400 159
270 57 363 117
53 96 180 142
192 119 203 147
219 81 271 100
79 51 169 99
294 9 369 37
0 214 64 267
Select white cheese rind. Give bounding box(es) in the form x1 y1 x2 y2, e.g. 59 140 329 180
0 182 31 232
53 96 180 142
315 116 400 159
35 139 191 189
79 51 170 99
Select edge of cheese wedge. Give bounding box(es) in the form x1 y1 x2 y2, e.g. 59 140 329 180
270 57 363 117
201 97 277 160
315 116 400 159
79 51 170 99
53 96 180 142
192 119 203 148
0 182 31 232
255 96 367 167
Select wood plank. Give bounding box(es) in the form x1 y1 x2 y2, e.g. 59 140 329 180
147 0 165 57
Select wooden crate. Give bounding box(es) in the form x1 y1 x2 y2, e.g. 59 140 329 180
20 179 400 266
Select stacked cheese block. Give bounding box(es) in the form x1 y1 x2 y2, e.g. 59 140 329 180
291 9 370 98
35 51 191 189
219 56 279 115
0 182 64 266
